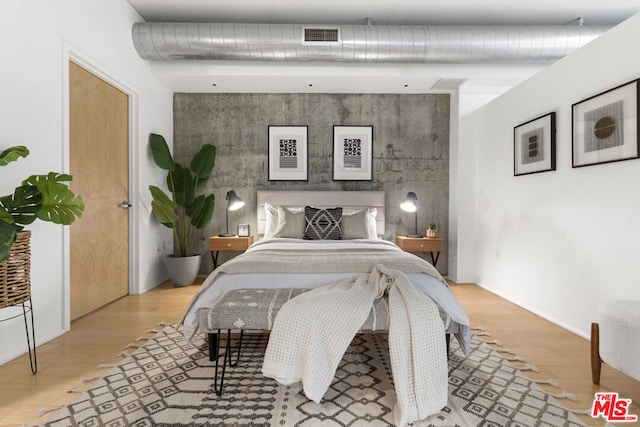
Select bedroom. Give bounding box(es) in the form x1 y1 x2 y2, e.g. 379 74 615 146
1 0 640 424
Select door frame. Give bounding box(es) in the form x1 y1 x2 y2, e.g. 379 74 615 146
62 43 140 330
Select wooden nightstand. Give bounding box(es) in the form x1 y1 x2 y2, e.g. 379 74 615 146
209 235 254 269
396 236 442 267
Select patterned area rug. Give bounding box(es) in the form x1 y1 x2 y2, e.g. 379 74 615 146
43 325 586 426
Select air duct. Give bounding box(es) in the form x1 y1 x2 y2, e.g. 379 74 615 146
132 22 609 64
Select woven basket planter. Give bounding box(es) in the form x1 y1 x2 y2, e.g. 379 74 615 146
0 230 32 309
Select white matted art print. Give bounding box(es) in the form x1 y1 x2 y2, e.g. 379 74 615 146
513 112 556 176
572 79 639 168
268 125 308 181
333 125 373 181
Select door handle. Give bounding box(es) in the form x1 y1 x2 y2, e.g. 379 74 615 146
119 201 132 209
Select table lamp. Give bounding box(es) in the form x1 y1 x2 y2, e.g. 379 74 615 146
219 190 244 237
400 192 423 238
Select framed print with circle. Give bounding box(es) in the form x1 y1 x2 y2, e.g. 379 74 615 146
572 79 639 168
333 125 373 181
268 125 308 180
513 112 556 176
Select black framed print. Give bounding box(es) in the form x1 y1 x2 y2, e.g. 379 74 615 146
268 125 308 181
513 112 556 176
333 125 373 181
572 79 640 168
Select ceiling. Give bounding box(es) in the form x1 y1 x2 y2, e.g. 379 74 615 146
126 0 640 115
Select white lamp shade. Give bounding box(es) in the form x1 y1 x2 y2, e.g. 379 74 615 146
228 199 244 211
400 192 418 212
226 190 244 211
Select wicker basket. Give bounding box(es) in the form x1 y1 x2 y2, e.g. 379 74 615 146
0 230 32 309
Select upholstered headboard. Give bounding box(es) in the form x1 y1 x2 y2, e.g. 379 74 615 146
256 191 385 238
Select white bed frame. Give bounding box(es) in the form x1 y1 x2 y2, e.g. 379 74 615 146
256 191 385 238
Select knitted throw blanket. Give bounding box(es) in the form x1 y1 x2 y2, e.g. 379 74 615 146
261 265 449 427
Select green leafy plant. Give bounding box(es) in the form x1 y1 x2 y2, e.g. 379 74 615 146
148 133 216 257
429 223 437 230
0 146 85 262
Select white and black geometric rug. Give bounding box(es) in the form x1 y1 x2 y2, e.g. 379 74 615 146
42 325 587 426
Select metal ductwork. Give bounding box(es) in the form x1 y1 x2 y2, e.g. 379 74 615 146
132 22 609 64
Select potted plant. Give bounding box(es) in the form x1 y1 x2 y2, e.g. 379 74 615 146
427 223 437 238
1 145 84 373
0 146 85 262
148 133 216 286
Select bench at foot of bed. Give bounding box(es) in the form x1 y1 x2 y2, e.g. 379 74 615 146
206 287 451 395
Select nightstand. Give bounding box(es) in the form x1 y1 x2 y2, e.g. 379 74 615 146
209 235 253 269
395 236 442 267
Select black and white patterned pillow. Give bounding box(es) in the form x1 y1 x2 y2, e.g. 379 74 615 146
304 206 342 240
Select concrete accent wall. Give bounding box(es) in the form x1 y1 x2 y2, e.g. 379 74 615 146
173 93 450 273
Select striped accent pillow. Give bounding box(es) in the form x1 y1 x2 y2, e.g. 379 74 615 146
304 206 342 240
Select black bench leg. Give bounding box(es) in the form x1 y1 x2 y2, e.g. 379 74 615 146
446 333 450 360
228 330 244 367
213 330 230 396
212 329 245 396
208 332 218 362
208 331 244 362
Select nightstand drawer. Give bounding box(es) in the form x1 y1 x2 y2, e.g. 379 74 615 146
209 236 253 252
396 236 442 252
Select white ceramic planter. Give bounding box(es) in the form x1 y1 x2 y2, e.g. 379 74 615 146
165 254 201 287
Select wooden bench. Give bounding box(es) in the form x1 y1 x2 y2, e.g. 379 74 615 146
206 287 449 395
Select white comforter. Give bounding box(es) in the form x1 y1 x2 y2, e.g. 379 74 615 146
180 238 471 353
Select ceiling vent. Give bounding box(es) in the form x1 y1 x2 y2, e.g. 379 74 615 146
303 27 340 45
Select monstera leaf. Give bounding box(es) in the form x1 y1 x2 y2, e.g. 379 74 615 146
0 184 42 226
0 146 85 263
0 222 18 262
22 173 84 225
0 146 29 166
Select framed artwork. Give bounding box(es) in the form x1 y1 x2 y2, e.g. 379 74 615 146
237 224 250 237
333 125 373 181
268 125 308 180
572 79 639 168
513 112 556 176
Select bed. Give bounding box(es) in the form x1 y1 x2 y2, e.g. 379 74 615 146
179 190 471 425
180 190 470 353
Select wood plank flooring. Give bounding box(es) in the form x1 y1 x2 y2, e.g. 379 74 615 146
0 280 637 426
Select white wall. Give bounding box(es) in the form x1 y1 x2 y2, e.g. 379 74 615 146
0 0 173 364
459 12 640 338
449 91 478 283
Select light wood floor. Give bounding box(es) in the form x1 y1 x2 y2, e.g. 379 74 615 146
0 280 637 426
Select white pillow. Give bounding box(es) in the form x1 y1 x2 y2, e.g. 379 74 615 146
263 203 278 239
342 208 378 240
273 206 306 238
367 207 379 239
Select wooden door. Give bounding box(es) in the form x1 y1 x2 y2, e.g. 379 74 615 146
69 61 129 320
